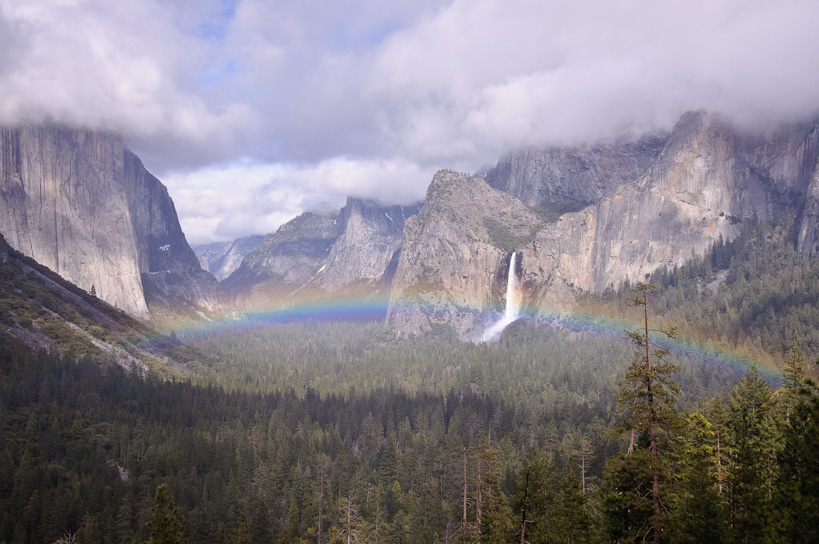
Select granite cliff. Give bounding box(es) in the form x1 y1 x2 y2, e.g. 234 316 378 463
194 235 264 281
387 170 542 335
0 125 230 322
388 111 819 336
223 198 420 308
484 133 668 210
321 199 421 292
222 211 341 307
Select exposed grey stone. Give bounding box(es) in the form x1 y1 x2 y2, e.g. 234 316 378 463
0 124 231 321
222 211 342 307
223 198 421 308
0 125 149 317
194 235 264 281
322 198 421 292
388 111 819 336
484 132 668 209
387 170 543 335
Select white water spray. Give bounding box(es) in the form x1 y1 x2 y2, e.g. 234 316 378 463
480 252 521 342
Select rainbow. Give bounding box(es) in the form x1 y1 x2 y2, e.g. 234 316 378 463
163 293 783 383
165 294 393 337
559 306 783 382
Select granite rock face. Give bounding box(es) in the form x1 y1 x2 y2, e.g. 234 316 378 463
387 170 543 335
322 199 421 292
0 126 148 316
122 151 231 319
194 235 264 281
484 133 668 209
223 211 341 307
522 112 819 308
0 124 230 321
223 198 421 308
798 161 819 257
388 111 819 335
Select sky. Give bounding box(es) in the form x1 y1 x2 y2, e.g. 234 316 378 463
2 0 819 244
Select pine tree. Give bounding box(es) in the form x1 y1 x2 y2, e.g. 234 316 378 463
602 448 654 543
230 510 251 544
727 368 781 544
703 396 730 496
775 334 819 543
783 329 808 389
555 460 593 544
334 494 361 544
455 446 477 544
474 435 512 543
116 493 135 544
143 484 188 544
672 412 727 544
610 283 680 543
511 448 557 544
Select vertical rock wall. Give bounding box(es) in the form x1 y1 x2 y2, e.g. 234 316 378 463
388 111 819 335
0 124 230 320
0 126 149 317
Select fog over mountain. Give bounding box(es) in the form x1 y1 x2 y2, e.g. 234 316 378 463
1 0 818 243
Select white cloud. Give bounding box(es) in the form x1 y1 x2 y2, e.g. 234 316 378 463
2 0 819 242
0 0 257 166
164 157 432 245
363 0 819 161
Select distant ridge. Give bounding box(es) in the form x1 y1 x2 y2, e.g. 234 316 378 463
223 198 421 309
194 235 264 281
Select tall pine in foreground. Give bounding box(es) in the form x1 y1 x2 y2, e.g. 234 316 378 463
511 448 558 544
775 330 819 543
143 484 188 544
605 283 680 543
726 368 781 544
555 459 594 544
672 412 727 543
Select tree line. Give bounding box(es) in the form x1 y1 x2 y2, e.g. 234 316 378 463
2 215 819 543
1 302 818 542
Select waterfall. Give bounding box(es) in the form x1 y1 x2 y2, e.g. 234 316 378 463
480 252 521 342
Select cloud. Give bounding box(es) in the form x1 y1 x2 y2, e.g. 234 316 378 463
2 0 819 242
164 157 432 245
363 0 819 160
0 0 257 168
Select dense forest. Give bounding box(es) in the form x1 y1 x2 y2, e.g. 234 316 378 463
1 217 819 543
583 212 819 365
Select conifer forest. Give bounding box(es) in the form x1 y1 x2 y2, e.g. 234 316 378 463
2 219 819 543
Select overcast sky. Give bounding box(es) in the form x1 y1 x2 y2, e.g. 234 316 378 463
2 0 819 244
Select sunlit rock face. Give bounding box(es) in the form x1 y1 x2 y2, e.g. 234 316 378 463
387 170 543 336
122 150 231 319
321 198 420 292
799 166 819 257
222 211 342 307
388 111 819 336
0 126 149 317
223 198 421 309
0 124 230 320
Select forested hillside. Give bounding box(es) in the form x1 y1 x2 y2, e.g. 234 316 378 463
579 213 819 368
2 217 819 543
0 234 208 379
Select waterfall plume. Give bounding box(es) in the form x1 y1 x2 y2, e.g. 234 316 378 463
480 252 521 342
